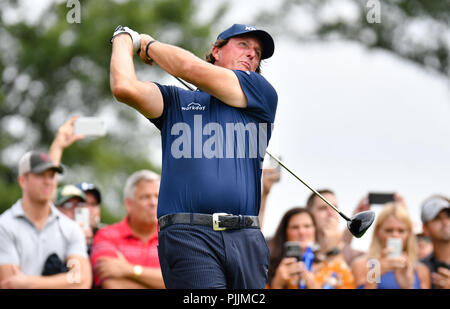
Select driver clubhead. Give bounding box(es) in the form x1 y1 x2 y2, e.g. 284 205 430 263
347 210 376 238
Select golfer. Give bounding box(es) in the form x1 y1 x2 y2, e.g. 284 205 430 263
110 24 277 288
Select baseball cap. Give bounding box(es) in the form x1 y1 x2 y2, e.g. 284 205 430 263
76 182 102 204
421 196 450 223
216 24 275 59
56 184 86 206
18 151 63 176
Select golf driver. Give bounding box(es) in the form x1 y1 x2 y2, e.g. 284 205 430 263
172 75 375 238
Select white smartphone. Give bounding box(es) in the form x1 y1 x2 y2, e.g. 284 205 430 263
387 237 403 258
75 207 90 229
74 117 106 137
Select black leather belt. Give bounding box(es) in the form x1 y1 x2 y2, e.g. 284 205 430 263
158 213 260 231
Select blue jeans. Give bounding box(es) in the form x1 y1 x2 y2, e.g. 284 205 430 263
158 224 269 289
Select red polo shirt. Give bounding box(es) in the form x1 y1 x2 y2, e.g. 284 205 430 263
90 217 160 286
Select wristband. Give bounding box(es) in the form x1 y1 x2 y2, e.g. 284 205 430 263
145 40 158 61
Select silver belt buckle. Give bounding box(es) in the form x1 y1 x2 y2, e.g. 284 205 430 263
213 213 232 231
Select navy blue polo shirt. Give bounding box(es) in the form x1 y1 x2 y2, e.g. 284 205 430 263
149 70 277 217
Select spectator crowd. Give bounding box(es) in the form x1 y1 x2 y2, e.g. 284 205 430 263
0 117 449 289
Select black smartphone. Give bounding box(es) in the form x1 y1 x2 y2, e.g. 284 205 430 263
284 241 302 261
368 193 395 205
435 261 450 270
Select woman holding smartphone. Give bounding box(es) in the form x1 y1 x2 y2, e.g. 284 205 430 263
267 208 319 289
352 202 430 289
267 208 355 289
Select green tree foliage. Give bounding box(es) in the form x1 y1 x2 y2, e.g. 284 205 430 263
254 0 450 78
0 0 227 220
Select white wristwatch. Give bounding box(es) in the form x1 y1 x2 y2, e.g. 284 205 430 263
133 265 143 280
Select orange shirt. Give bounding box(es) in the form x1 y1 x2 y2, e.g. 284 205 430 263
314 256 355 289
266 256 355 289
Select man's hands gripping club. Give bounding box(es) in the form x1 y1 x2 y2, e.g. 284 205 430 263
109 24 248 111
110 25 155 65
111 25 141 53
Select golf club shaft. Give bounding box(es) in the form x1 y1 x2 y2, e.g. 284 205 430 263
171 76 351 221
174 76 194 91
266 151 351 222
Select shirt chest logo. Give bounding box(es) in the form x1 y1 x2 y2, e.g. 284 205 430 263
181 102 206 111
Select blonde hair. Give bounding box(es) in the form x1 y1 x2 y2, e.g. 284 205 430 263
367 202 418 263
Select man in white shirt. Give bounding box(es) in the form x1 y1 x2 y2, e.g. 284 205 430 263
0 151 92 289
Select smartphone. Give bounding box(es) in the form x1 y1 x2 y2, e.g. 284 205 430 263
368 193 395 205
75 207 90 229
284 241 302 261
387 237 402 258
74 117 106 137
435 261 450 270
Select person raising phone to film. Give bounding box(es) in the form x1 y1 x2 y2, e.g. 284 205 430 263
352 202 430 289
267 208 355 289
